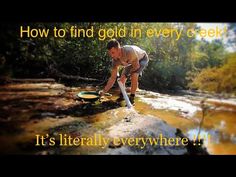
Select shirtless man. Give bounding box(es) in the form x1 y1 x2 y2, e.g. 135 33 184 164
99 39 149 105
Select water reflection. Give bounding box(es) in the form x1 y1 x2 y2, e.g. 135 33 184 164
186 128 220 145
136 90 236 154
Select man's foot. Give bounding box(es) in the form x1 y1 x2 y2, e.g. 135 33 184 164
116 94 124 102
129 95 135 105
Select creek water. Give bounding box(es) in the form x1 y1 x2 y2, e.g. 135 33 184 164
0 83 235 154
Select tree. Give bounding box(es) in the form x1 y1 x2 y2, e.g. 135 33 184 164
189 53 236 94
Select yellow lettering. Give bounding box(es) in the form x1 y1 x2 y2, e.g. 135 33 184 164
181 138 189 146
146 29 154 37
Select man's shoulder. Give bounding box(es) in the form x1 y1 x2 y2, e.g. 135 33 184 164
122 45 137 54
123 45 138 50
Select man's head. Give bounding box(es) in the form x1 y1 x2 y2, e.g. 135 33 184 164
107 39 121 60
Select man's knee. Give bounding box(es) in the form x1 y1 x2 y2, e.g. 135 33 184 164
131 72 139 80
119 75 127 83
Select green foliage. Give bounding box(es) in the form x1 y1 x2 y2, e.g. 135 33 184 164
141 59 187 90
189 53 236 93
192 39 226 69
140 23 198 90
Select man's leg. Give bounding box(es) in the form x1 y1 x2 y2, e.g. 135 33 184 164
129 57 149 104
129 73 139 105
130 57 149 95
131 73 139 94
120 74 127 85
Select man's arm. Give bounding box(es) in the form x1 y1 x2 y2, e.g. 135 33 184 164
103 66 118 93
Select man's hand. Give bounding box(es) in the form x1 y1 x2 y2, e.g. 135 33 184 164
98 90 105 96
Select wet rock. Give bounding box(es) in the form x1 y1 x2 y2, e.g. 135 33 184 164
49 121 87 136
73 111 83 117
100 110 209 155
41 112 56 117
17 140 47 151
70 131 81 138
2 106 10 110
0 116 11 122
108 140 123 149
36 151 49 155
32 120 39 124
0 122 24 135
123 117 131 122
184 139 209 155
48 84 66 90
56 115 66 119
35 149 61 155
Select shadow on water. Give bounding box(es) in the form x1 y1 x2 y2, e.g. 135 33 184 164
48 100 121 121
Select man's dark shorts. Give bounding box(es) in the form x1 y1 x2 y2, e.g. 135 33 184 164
122 54 149 77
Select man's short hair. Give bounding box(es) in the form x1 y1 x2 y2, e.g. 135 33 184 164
106 39 120 50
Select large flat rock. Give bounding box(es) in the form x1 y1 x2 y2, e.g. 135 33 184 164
96 108 189 155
